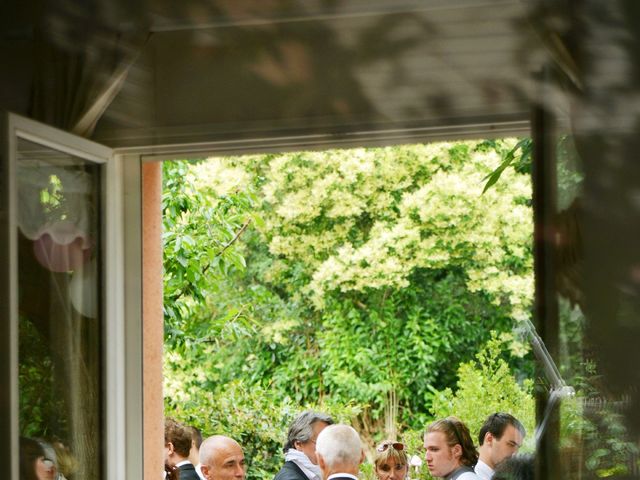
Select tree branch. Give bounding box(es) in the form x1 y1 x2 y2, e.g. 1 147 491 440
169 219 253 301
215 218 252 258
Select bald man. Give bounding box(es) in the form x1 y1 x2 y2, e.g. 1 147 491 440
199 435 247 480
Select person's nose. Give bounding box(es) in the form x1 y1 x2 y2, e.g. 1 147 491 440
235 465 245 478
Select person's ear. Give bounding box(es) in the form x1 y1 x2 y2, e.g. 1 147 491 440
167 442 175 455
294 440 303 451
451 444 462 459
318 453 327 471
485 432 494 447
201 464 210 480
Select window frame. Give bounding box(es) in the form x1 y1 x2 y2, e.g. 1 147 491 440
0 112 142 480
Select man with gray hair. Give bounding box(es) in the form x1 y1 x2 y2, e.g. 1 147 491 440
274 411 334 480
315 424 365 480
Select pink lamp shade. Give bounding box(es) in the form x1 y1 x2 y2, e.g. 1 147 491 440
32 221 91 273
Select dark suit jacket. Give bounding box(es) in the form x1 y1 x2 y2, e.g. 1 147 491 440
178 462 201 480
274 461 308 480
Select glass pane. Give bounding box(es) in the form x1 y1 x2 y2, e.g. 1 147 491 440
555 135 640 478
17 137 103 480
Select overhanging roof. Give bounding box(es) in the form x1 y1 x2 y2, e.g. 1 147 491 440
2 1 543 152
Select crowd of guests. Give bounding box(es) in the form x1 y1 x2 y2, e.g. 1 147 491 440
164 411 531 480
19 411 529 480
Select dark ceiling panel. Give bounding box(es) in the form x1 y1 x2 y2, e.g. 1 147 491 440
94 0 539 149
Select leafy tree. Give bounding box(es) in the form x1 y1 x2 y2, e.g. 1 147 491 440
162 159 261 350
315 269 515 432
251 142 533 321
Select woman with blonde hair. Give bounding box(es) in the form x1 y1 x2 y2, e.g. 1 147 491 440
423 417 479 479
373 440 408 480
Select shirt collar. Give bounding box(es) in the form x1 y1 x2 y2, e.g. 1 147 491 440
327 473 358 480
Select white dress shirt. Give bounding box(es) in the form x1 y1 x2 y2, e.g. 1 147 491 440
327 474 358 480
474 459 494 480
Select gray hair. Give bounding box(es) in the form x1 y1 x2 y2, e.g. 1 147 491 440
283 411 334 453
315 424 362 468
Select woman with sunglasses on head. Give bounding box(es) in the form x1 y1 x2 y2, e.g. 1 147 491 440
423 417 479 480
374 441 408 480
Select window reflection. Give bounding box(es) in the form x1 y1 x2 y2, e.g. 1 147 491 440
17 138 103 480
555 136 640 478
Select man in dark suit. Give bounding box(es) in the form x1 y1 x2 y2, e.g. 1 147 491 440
187 426 206 480
315 424 365 480
165 418 201 480
274 411 334 480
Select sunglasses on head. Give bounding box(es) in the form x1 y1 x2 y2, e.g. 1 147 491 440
376 442 405 453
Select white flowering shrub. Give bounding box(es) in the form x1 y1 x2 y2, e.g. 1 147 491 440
240 141 533 319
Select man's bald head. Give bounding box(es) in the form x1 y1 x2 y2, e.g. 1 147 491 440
199 436 246 480
315 424 364 477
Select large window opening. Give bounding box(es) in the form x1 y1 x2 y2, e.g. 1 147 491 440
159 138 538 480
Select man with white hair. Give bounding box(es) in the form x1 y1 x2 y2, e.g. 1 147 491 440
199 435 246 480
315 424 365 480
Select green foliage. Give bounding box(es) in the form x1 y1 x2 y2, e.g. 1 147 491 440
556 301 640 478
162 160 260 349
316 269 514 429
482 138 532 193
558 397 640 478
482 136 584 205
430 332 536 451
254 142 533 321
18 317 66 438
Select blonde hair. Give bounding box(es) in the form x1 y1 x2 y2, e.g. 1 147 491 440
52 441 78 477
374 440 408 470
